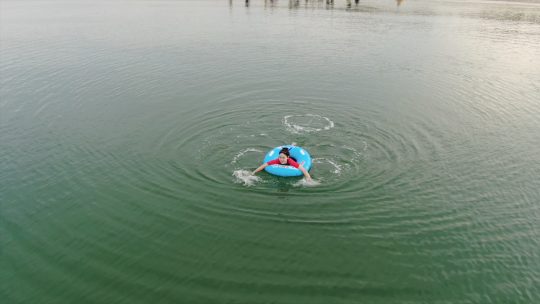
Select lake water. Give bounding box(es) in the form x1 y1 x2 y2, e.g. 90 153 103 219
1 0 540 303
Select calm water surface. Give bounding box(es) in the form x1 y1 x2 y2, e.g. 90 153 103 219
1 0 540 303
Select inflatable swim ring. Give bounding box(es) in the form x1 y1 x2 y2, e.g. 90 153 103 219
263 145 312 177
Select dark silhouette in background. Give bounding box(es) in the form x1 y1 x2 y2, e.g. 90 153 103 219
235 0 406 10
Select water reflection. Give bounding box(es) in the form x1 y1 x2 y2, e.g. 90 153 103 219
345 0 361 9
232 0 537 17
265 0 277 8
289 0 299 9
239 0 369 10
227 0 406 16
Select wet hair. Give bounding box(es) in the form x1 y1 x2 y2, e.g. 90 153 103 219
279 147 290 157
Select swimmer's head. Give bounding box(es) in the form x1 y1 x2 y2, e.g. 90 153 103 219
278 147 290 164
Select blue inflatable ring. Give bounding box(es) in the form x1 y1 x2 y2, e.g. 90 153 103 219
263 145 312 177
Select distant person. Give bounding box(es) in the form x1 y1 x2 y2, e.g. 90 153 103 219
252 147 312 181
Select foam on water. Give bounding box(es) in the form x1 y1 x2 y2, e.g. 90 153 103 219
231 148 262 164
283 114 335 134
233 170 261 186
313 158 343 174
294 178 321 187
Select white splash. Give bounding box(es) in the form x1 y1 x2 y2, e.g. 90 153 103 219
313 158 342 174
326 159 342 174
283 114 334 134
233 170 261 186
294 178 321 187
231 148 262 164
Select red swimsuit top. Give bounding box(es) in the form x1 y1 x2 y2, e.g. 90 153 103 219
266 158 300 168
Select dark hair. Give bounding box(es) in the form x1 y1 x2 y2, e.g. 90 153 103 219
279 147 290 157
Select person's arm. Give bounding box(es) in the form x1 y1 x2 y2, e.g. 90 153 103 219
299 165 312 181
252 163 268 175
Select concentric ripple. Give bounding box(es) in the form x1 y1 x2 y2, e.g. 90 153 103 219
2 0 540 303
283 114 335 134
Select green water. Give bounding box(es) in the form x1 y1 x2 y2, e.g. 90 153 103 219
1 0 540 303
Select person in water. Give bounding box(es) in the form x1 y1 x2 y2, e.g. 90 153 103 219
252 147 312 181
